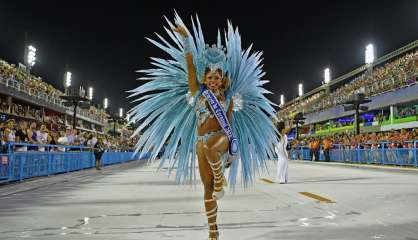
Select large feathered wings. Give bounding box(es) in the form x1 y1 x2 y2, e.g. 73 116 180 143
128 13 278 187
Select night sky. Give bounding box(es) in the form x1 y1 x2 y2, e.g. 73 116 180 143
1 1 417 113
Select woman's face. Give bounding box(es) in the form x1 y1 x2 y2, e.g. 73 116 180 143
20 122 27 130
204 71 222 91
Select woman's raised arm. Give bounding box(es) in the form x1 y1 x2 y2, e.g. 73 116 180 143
173 25 199 95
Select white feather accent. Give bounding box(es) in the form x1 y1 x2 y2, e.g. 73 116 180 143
232 94 243 111
186 91 196 105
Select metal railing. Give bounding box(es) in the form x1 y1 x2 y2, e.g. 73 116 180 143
0 75 65 108
0 142 149 183
307 73 418 115
289 141 418 167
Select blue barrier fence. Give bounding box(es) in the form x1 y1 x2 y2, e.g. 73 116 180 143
289 141 418 167
101 151 143 166
0 142 149 183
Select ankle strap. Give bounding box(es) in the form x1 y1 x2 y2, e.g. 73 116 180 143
208 222 217 226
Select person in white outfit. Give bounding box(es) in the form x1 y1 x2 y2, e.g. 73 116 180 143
276 128 289 184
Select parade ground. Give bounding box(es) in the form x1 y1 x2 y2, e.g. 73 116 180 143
1 160 418 240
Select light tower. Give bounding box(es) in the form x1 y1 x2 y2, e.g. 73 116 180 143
103 98 108 110
324 68 331 84
298 83 303 97
88 87 94 101
26 45 37 73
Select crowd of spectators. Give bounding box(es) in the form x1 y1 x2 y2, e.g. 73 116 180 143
311 50 418 114
0 118 137 153
291 128 418 164
292 128 418 151
0 59 107 123
0 59 63 101
310 105 418 132
278 91 325 121
0 96 43 121
0 95 103 133
397 107 418 119
0 58 132 154
279 50 418 118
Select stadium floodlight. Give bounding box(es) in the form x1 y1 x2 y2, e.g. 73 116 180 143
365 43 375 64
280 94 285 106
27 45 37 67
103 98 108 109
119 108 123 118
324 68 330 84
65 71 72 88
298 83 303 97
88 87 93 100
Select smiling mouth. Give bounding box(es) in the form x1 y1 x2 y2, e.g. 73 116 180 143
208 83 218 88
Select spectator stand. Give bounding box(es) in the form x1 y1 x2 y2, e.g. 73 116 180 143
279 42 418 130
0 60 106 131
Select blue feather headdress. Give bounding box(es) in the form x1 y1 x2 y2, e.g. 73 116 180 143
202 44 227 79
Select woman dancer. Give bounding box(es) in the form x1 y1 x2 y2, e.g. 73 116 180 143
129 14 278 239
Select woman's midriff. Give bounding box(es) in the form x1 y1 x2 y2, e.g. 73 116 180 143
198 117 222 136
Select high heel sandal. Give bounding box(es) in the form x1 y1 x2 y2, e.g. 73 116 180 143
208 222 219 239
206 206 219 239
208 230 219 239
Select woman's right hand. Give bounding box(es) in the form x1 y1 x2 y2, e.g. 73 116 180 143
172 25 188 38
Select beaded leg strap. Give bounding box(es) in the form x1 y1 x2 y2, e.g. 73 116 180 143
207 152 225 200
208 160 223 180
206 205 218 219
208 159 222 168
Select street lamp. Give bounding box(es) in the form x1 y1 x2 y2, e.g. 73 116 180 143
298 83 303 97
344 93 372 135
60 86 90 130
103 98 108 110
88 87 93 101
108 110 125 137
324 68 330 84
293 112 306 140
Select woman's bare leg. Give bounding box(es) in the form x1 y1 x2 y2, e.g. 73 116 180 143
203 135 229 199
197 141 219 239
